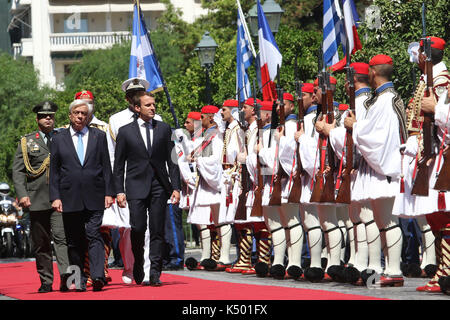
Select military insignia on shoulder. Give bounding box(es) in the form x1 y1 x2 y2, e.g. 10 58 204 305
27 138 40 152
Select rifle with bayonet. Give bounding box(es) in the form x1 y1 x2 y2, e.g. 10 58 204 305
335 65 355 204
268 65 285 206
251 80 264 217
411 3 435 196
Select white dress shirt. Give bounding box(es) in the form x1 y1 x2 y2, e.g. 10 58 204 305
70 125 89 159
137 118 153 149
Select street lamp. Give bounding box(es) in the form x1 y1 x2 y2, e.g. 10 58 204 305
195 31 218 105
247 0 284 37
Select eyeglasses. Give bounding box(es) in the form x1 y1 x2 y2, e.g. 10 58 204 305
37 114 54 119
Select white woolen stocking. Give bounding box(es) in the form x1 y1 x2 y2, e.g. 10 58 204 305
264 206 286 266
300 204 322 269
359 202 382 274
416 215 436 268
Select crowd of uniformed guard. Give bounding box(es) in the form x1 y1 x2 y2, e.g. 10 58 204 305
11 35 450 295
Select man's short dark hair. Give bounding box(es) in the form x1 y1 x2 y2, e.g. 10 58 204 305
132 91 155 108
355 74 370 85
372 64 393 80
420 46 444 65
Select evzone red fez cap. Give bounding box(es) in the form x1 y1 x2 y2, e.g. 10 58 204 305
187 111 201 120
260 100 273 111
244 98 263 106
350 62 369 75
201 105 219 114
369 54 393 66
420 36 445 50
222 99 239 107
302 83 314 93
313 76 337 87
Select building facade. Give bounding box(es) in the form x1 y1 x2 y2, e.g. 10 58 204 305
8 0 207 88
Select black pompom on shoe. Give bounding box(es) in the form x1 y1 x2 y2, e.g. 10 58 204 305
185 257 198 270
424 264 438 278
343 266 361 284
407 263 422 278
269 264 286 280
360 269 377 286
255 262 269 277
287 265 303 280
200 258 218 271
304 267 324 283
327 265 346 282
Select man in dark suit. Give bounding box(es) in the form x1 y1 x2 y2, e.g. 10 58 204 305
114 91 181 286
12 101 70 293
49 99 115 292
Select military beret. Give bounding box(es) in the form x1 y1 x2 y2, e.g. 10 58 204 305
74 90 94 100
187 111 201 120
369 54 393 66
222 99 239 108
201 105 219 114
350 62 369 75
32 101 58 114
420 36 445 50
121 77 150 93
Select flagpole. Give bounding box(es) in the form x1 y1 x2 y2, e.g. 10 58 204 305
135 0 180 129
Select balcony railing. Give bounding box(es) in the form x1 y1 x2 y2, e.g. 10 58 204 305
50 31 131 51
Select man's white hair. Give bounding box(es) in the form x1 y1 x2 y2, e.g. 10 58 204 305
69 99 92 116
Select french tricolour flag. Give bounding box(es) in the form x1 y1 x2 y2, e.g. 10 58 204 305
257 0 282 101
330 0 362 72
129 3 164 93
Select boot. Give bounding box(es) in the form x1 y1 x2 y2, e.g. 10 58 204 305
226 224 253 273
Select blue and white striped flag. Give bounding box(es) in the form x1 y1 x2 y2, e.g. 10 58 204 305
129 3 164 93
236 0 256 102
323 0 345 67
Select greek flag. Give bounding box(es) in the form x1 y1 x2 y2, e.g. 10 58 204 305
129 3 164 93
323 0 345 67
236 2 255 102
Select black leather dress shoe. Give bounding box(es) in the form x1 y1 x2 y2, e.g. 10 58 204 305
133 265 145 285
149 275 162 287
92 278 105 292
60 273 70 292
38 284 53 293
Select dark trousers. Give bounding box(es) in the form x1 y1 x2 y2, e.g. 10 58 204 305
162 203 185 267
62 210 105 284
128 179 168 278
399 218 421 265
30 209 69 286
110 227 123 265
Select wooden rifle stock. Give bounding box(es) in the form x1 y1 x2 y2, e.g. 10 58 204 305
412 50 434 196
268 91 285 206
251 118 264 217
319 86 336 203
287 86 303 203
235 129 250 220
434 147 450 190
336 75 355 204
310 78 328 203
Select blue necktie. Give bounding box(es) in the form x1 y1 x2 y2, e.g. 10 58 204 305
76 131 84 164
